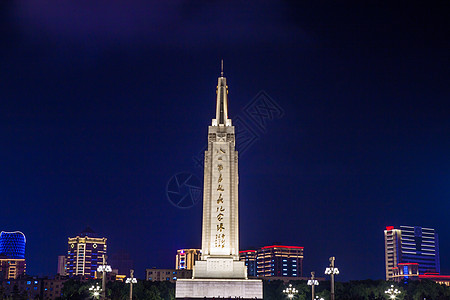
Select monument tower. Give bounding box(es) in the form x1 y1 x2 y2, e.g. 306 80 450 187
176 63 263 299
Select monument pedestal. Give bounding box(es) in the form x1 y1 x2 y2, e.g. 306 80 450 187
175 278 263 299
193 257 247 279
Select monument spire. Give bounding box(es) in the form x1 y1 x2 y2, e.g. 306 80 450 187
214 60 230 126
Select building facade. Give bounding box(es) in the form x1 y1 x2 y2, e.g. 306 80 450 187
0 231 27 279
146 268 192 282
66 227 107 278
175 249 201 270
239 250 257 277
240 245 304 278
57 255 67 276
385 225 440 280
0 276 42 299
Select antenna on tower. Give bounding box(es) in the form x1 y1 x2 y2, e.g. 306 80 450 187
221 59 224 77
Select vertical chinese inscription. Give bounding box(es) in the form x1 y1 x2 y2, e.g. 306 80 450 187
214 147 227 249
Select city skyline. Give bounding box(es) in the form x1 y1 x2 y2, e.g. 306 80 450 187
1 1 449 281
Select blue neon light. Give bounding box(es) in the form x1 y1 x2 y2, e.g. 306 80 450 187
0 231 26 259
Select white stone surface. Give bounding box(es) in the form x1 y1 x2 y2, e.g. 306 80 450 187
175 278 263 299
193 259 247 279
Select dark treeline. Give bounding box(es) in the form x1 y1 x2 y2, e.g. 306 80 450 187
9 278 444 300
264 279 450 300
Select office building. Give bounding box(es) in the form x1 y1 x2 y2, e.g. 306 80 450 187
66 227 107 278
239 250 257 277
0 276 42 299
57 255 66 275
146 268 192 282
392 262 419 282
385 225 440 280
240 245 304 278
0 231 26 279
175 249 201 270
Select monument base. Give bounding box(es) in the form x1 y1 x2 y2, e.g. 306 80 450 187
175 278 263 299
193 258 247 279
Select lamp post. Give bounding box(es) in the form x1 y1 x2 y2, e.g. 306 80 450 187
97 255 112 300
324 257 339 300
307 271 319 300
89 285 101 299
282 284 298 299
126 269 137 300
385 285 401 299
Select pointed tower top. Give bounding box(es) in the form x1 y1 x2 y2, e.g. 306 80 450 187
212 61 231 126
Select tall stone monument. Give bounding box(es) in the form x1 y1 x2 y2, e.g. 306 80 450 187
175 65 263 299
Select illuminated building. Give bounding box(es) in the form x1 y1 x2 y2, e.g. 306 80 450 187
418 273 450 286
392 263 419 282
384 225 440 280
239 250 257 277
0 276 42 299
66 227 107 278
0 231 26 279
57 255 66 275
146 268 193 282
240 245 304 278
175 249 201 270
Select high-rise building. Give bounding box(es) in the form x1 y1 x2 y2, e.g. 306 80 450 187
176 64 263 299
0 231 26 279
240 245 304 278
384 225 440 280
175 249 201 270
57 255 67 275
66 227 107 278
239 250 257 277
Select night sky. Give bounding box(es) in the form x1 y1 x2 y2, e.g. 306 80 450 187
1 1 449 280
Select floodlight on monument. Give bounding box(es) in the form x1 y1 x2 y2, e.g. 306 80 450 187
282 284 298 299
385 285 401 299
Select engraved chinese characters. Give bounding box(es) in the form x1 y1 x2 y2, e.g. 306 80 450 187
214 147 227 249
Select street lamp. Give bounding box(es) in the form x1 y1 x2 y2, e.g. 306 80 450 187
283 284 298 299
324 257 339 300
126 269 137 300
97 255 112 300
385 285 401 299
89 285 101 299
307 271 319 300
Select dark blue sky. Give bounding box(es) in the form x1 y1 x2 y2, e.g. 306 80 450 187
0 1 448 280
